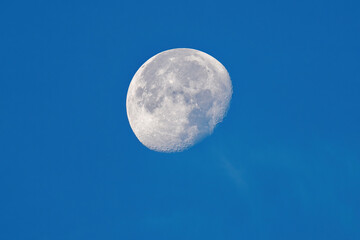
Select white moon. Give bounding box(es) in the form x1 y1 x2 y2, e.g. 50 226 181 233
126 48 232 152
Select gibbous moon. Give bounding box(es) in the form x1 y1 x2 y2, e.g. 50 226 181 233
126 48 232 152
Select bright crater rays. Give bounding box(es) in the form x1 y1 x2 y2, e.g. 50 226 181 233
126 48 232 152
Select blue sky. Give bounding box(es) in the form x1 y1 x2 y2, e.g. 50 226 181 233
0 0 359 239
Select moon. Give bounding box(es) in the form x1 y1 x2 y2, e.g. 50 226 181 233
126 48 232 152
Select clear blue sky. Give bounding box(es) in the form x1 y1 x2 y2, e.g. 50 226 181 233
0 0 359 239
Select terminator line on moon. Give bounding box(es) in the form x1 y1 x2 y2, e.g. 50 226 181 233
126 48 232 152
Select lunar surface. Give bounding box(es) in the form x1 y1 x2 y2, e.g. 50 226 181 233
126 48 232 152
